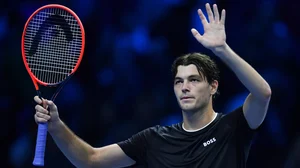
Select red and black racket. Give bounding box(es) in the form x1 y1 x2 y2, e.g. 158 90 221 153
21 4 85 166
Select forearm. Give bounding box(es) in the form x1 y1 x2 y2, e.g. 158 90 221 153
213 44 271 100
49 120 94 168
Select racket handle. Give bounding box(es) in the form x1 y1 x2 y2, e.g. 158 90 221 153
33 123 48 166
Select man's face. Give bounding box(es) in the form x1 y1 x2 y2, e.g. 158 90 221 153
173 64 216 113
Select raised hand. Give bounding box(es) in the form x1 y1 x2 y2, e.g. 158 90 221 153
191 3 226 52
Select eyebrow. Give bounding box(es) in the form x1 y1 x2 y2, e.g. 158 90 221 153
174 75 202 80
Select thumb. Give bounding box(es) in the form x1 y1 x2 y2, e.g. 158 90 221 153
191 28 203 42
46 100 57 112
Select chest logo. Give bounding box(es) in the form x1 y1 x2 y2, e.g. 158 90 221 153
203 137 216 147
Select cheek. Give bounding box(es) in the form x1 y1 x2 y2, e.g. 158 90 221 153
174 87 180 98
195 87 211 99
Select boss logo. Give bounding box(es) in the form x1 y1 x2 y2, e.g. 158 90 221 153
203 137 216 147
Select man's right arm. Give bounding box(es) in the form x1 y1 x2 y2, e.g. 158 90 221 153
49 120 136 168
34 97 136 168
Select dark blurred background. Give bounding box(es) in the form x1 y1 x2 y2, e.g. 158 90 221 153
1 0 299 167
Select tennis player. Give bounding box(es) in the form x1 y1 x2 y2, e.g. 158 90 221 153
34 3 271 168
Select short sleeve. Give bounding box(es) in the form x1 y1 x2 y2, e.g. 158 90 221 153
117 128 152 165
224 106 258 141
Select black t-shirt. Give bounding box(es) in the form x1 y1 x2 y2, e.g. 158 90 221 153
117 106 257 168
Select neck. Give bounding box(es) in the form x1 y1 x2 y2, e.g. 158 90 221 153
182 103 216 131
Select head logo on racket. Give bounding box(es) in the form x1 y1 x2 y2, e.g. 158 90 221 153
27 14 74 57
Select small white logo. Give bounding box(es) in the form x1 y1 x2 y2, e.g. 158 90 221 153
203 137 216 147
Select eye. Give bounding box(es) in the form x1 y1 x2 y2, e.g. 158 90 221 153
174 80 182 85
191 78 200 82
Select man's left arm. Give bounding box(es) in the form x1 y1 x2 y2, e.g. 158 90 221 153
191 3 271 130
213 44 271 130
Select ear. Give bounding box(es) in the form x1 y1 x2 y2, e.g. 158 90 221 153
210 80 218 95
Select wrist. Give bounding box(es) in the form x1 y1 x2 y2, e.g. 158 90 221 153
211 42 230 56
48 119 63 134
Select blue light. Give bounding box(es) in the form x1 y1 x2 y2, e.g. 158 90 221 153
191 8 205 35
266 108 286 145
163 0 183 5
9 134 31 167
267 111 281 134
71 0 95 19
114 34 132 67
0 96 10 109
273 21 288 38
97 68 114 86
190 0 217 37
21 3 40 19
132 27 149 53
203 0 214 3
0 16 8 40
224 92 248 113
160 114 182 126
61 80 83 104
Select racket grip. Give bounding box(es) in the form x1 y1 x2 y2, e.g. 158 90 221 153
33 123 48 166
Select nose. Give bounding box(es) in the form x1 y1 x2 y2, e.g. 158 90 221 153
181 81 190 93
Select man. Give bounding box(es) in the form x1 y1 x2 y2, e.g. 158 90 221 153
34 3 271 168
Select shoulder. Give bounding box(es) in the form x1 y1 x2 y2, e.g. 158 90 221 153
218 106 244 122
145 123 181 135
214 106 245 130
218 106 258 134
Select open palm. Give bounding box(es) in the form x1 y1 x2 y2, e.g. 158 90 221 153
191 3 226 51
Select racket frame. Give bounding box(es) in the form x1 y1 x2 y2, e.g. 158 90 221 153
21 4 85 166
21 4 85 90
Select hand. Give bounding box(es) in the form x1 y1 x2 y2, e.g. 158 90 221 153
34 96 60 128
191 3 226 52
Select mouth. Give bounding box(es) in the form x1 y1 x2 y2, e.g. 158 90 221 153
180 96 194 100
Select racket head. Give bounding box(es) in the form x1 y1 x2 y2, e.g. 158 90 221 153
21 4 85 89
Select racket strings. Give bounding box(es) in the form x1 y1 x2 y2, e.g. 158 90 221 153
24 7 82 84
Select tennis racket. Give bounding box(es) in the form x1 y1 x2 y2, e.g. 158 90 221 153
21 4 85 166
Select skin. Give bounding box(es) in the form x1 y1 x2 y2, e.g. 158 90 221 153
173 64 218 130
33 3 271 168
191 4 271 130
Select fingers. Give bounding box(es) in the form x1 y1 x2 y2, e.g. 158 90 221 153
198 9 208 26
46 100 57 112
35 103 49 114
35 112 51 123
34 96 42 104
34 96 58 112
205 3 214 23
191 28 200 36
220 9 226 25
203 3 225 24
35 104 51 123
213 4 219 22
33 96 58 124
34 96 48 108
191 28 202 42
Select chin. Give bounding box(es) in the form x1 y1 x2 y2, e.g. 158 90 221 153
180 104 197 112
